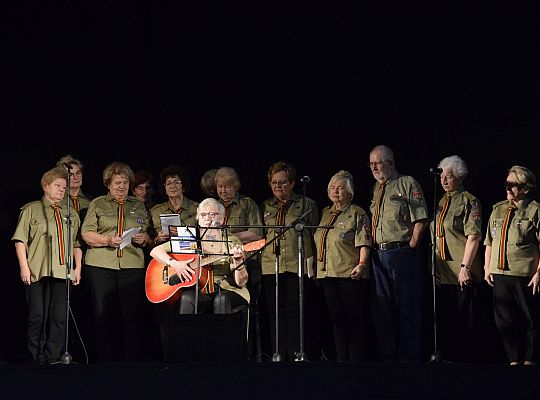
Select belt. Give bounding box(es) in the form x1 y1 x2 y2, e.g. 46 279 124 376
376 241 410 251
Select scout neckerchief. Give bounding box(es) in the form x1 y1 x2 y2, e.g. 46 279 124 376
52 204 66 265
115 199 126 257
372 181 387 244
317 207 342 268
499 203 517 270
437 193 451 260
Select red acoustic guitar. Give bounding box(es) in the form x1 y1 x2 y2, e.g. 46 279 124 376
145 239 265 304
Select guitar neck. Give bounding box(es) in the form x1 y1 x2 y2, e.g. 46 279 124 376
188 254 228 268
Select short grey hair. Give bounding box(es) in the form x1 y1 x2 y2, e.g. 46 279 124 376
438 155 468 180
328 170 354 199
370 145 394 162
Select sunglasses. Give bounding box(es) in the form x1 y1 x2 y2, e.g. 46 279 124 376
504 181 525 191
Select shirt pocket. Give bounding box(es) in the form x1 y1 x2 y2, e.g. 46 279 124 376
335 218 355 244
389 194 408 222
29 216 48 243
263 209 277 223
490 219 503 239
451 205 465 231
515 219 534 245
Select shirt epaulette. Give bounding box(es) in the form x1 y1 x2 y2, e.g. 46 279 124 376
493 200 508 209
19 200 41 211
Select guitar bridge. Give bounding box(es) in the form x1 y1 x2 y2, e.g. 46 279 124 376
162 266 168 284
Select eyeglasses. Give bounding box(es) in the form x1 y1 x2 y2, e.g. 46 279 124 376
165 180 182 187
367 161 388 169
270 181 290 187
504 181 525 191
200 212 220 218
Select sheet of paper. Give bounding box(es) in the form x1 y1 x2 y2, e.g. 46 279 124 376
160 214 182 235
171 226 198 254
120 227 141 249
305 256 315 278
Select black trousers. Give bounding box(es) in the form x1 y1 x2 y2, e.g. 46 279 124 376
262 272 302 361
85 266 146 362
26 277 68 363
493 274 540 363
178 288 247 314
321 278 369 362
436 283 479 363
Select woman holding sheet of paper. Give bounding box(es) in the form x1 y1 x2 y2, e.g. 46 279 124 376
81 161 151 362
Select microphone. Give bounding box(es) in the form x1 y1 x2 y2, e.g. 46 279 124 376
300 175 311 184
63 163 73 171
430 167 443 175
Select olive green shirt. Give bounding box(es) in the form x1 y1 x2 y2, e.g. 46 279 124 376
69 191 91 213
430 188 483 284
485 198 540 277
161 234 250 302
150 197 199 233
12 197 81 282
370 172 428 245
221 193 263 237
81 194 150 269
260 193 319 275
314 203 372 279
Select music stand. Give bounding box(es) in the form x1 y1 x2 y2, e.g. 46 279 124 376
429 168 443 363
168 223 235 314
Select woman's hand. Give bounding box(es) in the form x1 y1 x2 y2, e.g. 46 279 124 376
131 232 148 247
171 258 195 282
350 263 367 280
235 268 249 288
232 245 248 287
20 265 31 285
528 271 540 295
72 265 82 285
458 267 472 289
484 269 494 287
108 235 123 248
154 231 169 245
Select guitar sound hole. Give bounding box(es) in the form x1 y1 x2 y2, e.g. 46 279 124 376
168 274 181 286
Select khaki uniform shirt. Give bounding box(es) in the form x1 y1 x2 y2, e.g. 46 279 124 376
70 191 91 212
314 203 372 279
221 193 263 237
81 194 150 269
150 197 199 232
12 197 81 282
260 193 319 275
430 188 483 284
161 234 250 303
370 172 428 245
485 198 540 277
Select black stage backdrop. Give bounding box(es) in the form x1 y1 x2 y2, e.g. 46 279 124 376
2 1 540 362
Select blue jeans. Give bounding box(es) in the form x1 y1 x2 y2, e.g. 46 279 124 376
371 245 424 362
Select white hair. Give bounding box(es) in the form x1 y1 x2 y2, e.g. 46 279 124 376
438 155 468 180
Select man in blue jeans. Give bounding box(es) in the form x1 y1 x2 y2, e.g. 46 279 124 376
368 145 429 363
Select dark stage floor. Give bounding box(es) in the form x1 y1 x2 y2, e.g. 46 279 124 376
1 359 539 400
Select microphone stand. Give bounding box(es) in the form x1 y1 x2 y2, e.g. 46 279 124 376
271 227 282 362
60 166 73 365
295 178 309 362
222 215 331 363
429 168 442 363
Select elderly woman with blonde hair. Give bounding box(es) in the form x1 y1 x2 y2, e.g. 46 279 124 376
314 170 372 362
484 165 540 366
